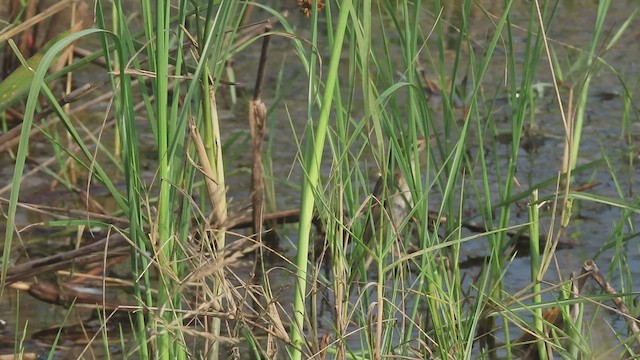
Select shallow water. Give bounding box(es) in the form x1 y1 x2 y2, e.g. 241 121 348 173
1 0 639 358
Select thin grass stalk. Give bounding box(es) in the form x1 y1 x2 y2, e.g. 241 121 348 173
563 273 584 359
305 0 320 123
528 190 547 359
169 0 189 146
46 300 77 360
569 0 610 170
329 189 348 359
14 292 21 356
96 311 111 360
62 4 79 187
150 0 181 356
530 0 575 238
374 225 385 359
466 81 499 357
449 176 466 349
432 0 453 162
335 0 357 213
170 7 193 347
491 1 546 355
96 4 153 357
109 0 121 161
291 1 353 358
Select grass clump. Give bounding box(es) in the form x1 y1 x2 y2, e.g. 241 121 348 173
1 0 639 359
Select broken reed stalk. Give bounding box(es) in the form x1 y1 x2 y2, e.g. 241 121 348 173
0 0 75 50
248 24 276 357
249 24 271 240
582 259 640 348
189 117 222 225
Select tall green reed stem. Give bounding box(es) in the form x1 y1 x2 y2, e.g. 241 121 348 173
291 1 353 358
151 0 182 356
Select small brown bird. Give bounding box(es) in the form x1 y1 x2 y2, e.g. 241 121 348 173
348 138 427 288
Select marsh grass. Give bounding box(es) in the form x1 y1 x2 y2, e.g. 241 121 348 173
1 0 640 359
